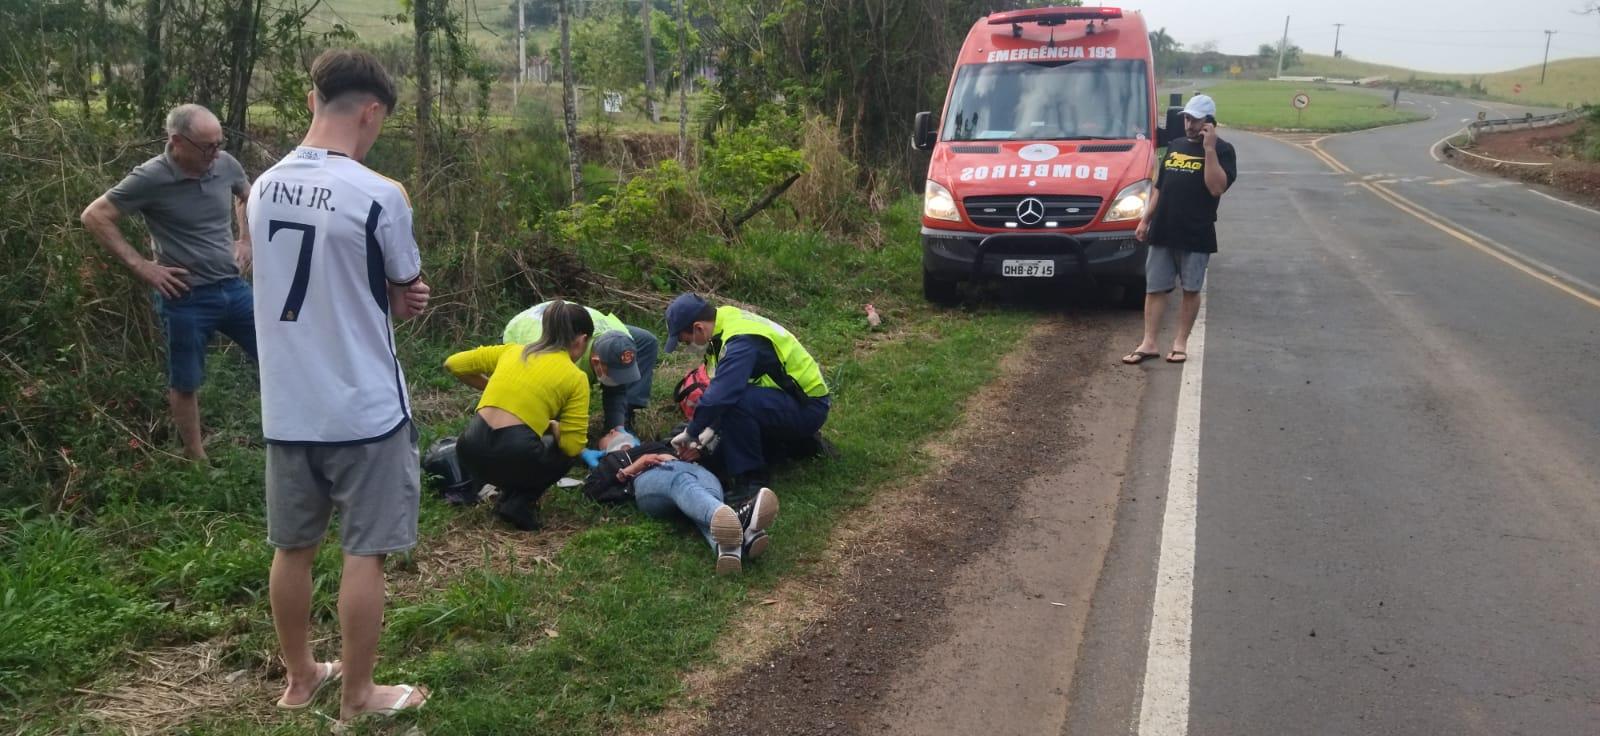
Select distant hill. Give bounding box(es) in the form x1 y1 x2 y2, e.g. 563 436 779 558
308 0 518 43
1287 53 1599 108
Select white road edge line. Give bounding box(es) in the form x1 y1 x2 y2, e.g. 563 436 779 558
1527 188 1600 218
1136 298 1206 736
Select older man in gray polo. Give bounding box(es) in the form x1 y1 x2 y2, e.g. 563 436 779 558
81 104 256 461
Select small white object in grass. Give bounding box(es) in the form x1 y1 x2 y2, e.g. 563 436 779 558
556 477 582 488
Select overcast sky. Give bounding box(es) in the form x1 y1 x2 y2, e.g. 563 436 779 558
1126 0 1600 73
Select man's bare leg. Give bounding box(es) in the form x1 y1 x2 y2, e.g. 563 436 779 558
1132 290 1169 355
271 545 334 704
338 553 426 719
168 388 206 461
1171 289 1203 356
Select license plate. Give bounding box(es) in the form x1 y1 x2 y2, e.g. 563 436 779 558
1002 259 1055 278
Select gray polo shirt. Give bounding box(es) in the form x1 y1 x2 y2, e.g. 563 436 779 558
106 151 250 287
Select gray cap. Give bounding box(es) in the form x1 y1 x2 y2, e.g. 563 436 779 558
592 331 642 385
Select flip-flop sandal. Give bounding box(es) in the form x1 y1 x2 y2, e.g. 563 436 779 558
1166 351 1188 363
1122 351 1161 365
332 684 429 733
275 661 341 710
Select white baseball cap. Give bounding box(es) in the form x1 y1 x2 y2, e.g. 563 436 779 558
1181 94 1217 120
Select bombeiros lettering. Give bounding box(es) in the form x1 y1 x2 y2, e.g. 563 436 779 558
958 164 1111 182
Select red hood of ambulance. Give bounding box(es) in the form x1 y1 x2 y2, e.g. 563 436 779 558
924 139 1153 232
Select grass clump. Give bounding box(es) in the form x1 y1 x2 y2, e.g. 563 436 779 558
1203 80 1426 132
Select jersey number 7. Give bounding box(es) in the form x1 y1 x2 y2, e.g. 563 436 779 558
269 220 316 321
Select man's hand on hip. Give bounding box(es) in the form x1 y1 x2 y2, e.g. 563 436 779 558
233 240 252 274
137 260 190 299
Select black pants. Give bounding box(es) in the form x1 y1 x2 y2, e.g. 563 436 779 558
456 415 572 510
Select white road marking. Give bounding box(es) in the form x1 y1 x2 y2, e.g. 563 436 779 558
1376 179 1400 184
1136 298 1207 736
1527 188 1600 217
1431 178 1471 186
1479 180 1517 188
1439 100 1453 106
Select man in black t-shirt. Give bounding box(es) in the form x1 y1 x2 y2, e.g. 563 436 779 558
1123 94 1237 365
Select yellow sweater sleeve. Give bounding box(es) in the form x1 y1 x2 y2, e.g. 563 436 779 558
557 371 590 457
445 344 512 377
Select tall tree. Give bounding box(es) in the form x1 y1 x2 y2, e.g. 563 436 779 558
676 0 687 160
642 0 657 123
222 0 262 151
560 0 582 201
414 0 435 194
139 0 163 134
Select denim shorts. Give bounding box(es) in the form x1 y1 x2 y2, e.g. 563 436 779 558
1145 246 1211 293
154 276 257 391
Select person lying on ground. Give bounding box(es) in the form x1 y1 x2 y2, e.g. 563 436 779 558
581 428 779 575
445 300 593 531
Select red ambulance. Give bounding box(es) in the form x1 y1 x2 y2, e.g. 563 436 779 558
913 6 1182 304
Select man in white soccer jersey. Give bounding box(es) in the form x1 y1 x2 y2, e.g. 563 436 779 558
248 49 431 720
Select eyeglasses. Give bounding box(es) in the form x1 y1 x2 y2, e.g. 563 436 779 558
178 133 224 156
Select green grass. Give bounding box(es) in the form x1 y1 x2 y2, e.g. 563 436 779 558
0 195 1037 734
1202 80 1427 132
1288 53 1600 109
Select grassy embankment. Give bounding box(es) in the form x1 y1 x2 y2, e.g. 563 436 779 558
0 181 1033 733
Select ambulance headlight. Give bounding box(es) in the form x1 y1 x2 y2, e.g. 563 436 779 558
924 180 960 222
1104 179 1152 222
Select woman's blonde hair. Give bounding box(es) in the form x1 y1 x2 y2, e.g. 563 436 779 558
523 300 595 360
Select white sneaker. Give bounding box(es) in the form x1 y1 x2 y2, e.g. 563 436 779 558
736 488 778 560
711 505 743 575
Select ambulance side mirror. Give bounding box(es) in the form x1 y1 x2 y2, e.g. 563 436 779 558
1156 93 1184 146
913 112 938 151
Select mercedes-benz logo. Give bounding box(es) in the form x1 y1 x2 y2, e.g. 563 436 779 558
1016 197 1045 226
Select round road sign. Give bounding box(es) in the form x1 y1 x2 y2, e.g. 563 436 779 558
1477 110 1487 121
1292 92 1310 110
1512 83 1523 95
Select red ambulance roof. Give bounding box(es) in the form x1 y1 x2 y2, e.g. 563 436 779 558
960 6 1148 67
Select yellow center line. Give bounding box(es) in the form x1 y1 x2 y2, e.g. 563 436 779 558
1302 140 1600 312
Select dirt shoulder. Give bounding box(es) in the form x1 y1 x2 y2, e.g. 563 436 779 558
646 311 1143 736
1451 121 1600 207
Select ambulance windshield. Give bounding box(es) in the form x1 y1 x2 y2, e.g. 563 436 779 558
942 59 1149 142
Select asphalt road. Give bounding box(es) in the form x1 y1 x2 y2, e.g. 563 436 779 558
1067 100 1600 734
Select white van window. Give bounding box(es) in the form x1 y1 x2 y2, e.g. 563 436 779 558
943 59 1150 142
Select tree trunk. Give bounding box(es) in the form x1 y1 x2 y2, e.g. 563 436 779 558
222 0 261 152
139 0 163 135
642 0 656 123
675 0 687 160
414 0 433 197
560 0 582 202
96 0 113 96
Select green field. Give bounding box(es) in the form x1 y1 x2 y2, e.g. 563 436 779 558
1200 80 1426 133
1287 54 1600 109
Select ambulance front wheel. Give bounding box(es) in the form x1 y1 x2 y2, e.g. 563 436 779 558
923 268 961 306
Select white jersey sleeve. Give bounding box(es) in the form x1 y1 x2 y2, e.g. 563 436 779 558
247 146 420 445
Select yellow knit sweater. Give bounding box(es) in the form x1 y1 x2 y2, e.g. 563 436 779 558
444 345 590 457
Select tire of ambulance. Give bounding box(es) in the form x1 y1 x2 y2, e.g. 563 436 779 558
923 268 961 306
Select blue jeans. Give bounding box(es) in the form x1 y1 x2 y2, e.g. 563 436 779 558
154 276 257 391
632 461 726 549
600 325 660 430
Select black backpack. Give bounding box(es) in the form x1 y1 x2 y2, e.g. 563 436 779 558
422 437 482 505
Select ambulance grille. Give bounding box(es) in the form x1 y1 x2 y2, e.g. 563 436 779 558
962 195 1103 229
1078 143 1135 153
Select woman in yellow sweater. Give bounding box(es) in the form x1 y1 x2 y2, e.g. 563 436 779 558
445 301 594 531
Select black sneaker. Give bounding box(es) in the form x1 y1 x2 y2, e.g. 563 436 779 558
735 487 778 560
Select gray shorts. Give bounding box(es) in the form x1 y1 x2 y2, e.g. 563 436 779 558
266 422 421 556
1145 245 1211 293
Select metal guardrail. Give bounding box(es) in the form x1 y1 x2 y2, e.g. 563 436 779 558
1465 110 1584 143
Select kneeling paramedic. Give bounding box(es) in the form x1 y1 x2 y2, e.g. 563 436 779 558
663 293 830 506
505 300 657 432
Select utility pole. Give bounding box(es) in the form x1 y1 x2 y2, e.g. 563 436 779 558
676 0 687 161
1332 23 1343 58
1275 15 1290 78
1541 30 1555 84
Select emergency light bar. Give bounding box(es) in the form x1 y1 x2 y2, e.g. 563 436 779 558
986 6 1122 27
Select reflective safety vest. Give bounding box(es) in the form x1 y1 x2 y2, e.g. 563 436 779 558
503 301 629 381
707 306 828 399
